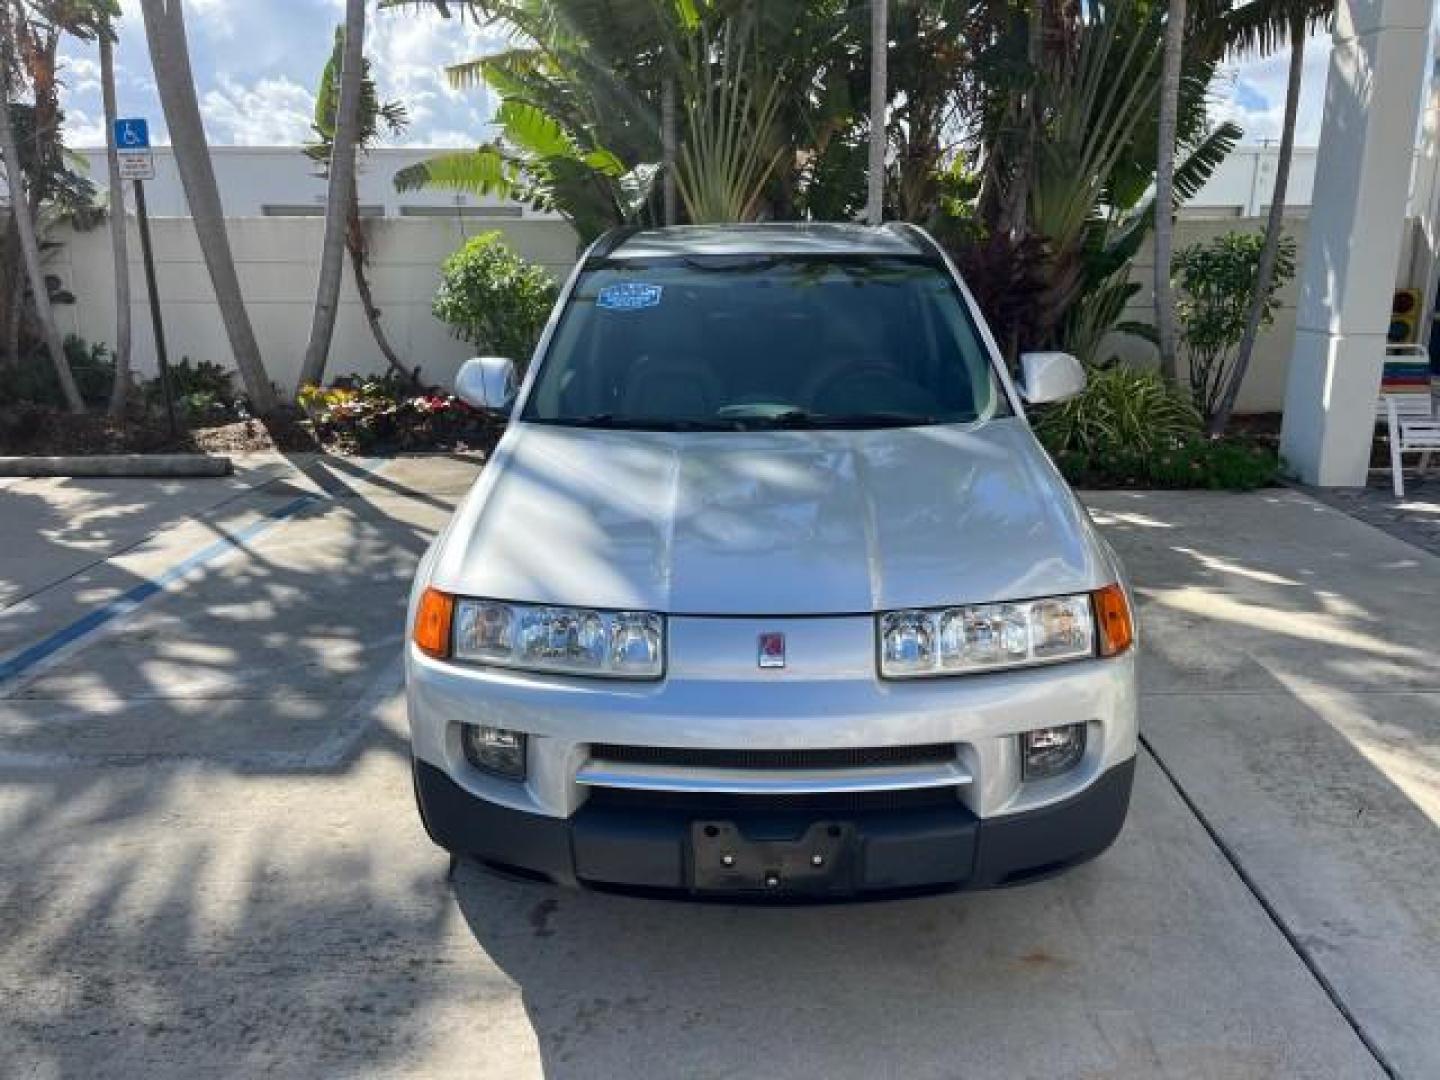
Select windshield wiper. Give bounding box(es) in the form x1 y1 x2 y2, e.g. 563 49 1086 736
533 413 742 432
759 410 940 430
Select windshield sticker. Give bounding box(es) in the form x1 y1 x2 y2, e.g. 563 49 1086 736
596 282 663 311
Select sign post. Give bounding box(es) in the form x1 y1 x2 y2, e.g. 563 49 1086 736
115 118 176 438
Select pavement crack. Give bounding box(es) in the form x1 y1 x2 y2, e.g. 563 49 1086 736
1139 733 1399 1079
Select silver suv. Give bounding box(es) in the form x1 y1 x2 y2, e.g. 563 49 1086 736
406 223 1137 898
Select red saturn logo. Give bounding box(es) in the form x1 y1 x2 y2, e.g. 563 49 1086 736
758 632 786 669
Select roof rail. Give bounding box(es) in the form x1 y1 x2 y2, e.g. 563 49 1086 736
883 221 947 264
584 225 642 266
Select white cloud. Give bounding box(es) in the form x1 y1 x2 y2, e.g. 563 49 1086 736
200 75 317 145
185 0 238 38
57 3 1342 155
1212 31 1333 145
367 4 506 145
63 55 102 97
63 107 108 148
423 128 483 148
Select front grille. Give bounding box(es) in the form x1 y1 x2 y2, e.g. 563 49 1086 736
587 743 957 771
584 785 961 814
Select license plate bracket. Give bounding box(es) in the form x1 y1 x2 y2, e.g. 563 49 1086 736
690 820 856 895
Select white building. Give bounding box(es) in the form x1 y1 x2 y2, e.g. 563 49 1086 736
72 144 1330 221
73 145 549 221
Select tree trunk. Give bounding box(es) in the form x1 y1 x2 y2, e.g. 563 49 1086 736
300 0 365 389
865 0 887 225
5 270 21 367
0 5 82 413
999 0 1046 236
1153 0 1186 384
1210 14 1305 435
100 29 133 417
661 74 677 226
345 179 416 388
0 219 19 367
138 0 278 415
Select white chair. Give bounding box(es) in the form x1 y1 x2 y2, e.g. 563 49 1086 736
1378 344 1439 499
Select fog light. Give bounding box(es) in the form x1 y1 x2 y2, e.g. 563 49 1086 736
1021 723 1086 781
462 725 527 780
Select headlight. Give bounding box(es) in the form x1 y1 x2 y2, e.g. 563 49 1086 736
451 599 664 679
879 593 1096 678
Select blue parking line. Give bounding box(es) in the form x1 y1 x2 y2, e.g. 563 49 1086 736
0 457 390 688
0 494 315 686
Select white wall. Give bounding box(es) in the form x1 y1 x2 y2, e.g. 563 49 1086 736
1109 216 1418 414
50 215 579 394
46 212 1416 414
60 144 1378 221
1177 145 1428 219
68 146 549 220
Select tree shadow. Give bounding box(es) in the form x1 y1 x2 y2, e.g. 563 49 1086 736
2 464 1440 1076
0 453 490 1076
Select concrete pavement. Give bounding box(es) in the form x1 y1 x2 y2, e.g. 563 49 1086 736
1091 489 1440 1079
0 461 1434 1078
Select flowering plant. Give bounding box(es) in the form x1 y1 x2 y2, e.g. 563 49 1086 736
297 378 485 450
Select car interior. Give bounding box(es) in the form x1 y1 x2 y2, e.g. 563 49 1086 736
530 261 998 425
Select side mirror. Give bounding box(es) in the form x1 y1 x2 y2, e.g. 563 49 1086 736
1019 352 1086 405
455 356 519 414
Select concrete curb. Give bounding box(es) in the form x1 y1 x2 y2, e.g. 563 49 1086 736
0 454 234 478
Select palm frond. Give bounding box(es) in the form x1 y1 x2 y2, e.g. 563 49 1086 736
1173 120 1242 204
495 99 577 160
393 147 516 195
1225 0 1332 59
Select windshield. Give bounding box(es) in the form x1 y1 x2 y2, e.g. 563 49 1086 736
522 254 1011 431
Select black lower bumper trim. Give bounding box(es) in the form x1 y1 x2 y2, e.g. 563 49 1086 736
413 756 1135 898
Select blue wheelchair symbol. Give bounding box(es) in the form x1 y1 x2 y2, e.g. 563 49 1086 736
114 118 150 150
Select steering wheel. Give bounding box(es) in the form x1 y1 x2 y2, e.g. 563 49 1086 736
803 360 931 416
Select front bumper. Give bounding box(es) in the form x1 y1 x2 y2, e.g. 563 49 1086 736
414 755 1135 896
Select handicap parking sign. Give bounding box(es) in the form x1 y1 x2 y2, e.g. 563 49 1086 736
115 118 150 149
114 118 155 180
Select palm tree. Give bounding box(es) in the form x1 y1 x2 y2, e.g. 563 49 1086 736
0 0 82 411
300 0 365 390
303 22 412 387
1153 0 1186 384
673 18 785 223
864 0 886 225
390 0 666 243
99 15 131 416
389 0 857 236
1208 0 1330 434
138 0 278 415
660 74 677 225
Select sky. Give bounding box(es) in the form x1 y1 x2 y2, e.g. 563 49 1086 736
58 0 511 149
56 1 1333 152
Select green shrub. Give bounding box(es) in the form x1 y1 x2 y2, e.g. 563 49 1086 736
1033 365 1201 457
1051 438 1280 490
144 358 239 424
1033 363 1278 490
432 232 557 368
1173 230 1295 424
0 335 114 409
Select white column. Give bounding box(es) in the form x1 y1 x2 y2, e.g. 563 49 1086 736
1410 25 1440 329
1280 0 1431 486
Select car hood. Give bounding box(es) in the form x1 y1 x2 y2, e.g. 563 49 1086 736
431 418 1114 615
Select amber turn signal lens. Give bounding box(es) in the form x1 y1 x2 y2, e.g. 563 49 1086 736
1093 583 1134 657
414 587 455 658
